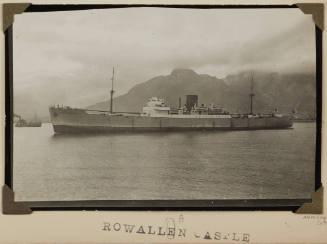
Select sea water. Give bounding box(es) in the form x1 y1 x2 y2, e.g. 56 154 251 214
13 122 316 201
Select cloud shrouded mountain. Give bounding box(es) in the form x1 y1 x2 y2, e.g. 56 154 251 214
89 69 316 119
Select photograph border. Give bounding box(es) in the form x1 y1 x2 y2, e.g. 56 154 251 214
3 3 323 213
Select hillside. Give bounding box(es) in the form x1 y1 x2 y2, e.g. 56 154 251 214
89 69 316 119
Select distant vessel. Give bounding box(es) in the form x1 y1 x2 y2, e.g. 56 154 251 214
49 69 293 134
15 114 42 127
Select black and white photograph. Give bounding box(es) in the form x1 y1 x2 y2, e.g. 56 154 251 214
12 6 317 204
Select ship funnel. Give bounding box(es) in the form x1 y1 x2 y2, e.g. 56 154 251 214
186 95 198 112
178 97 182 108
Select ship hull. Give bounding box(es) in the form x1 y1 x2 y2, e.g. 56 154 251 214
49 107 293 134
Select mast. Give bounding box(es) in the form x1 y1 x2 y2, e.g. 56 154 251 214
249 73 255 114
110 67 115 114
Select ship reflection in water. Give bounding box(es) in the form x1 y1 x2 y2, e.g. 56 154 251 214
13 122 315 201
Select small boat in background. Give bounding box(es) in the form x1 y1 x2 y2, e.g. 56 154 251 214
15 114 42 127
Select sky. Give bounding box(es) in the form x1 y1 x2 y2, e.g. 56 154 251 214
13 7 316 117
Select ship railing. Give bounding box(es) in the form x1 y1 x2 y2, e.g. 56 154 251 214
83 108 142 116
49 105 141 115
230 113 278 118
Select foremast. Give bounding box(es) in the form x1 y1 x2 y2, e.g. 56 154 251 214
110 67 115 114
249 73 255 115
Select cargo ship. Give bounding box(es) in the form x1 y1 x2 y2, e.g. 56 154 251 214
49 69 293 134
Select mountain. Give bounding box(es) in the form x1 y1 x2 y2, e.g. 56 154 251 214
90 68 230 112
89 68 316 119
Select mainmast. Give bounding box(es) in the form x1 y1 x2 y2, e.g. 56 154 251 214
249 73 255 115
110 67 115 114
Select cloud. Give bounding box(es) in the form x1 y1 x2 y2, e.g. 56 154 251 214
13 7 316 118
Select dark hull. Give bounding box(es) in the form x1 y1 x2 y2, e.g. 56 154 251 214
49 107 293 134
52 124 292 134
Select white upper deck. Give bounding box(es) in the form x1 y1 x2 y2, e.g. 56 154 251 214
142 97 170 116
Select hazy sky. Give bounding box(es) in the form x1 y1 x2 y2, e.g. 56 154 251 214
13 7 315 114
